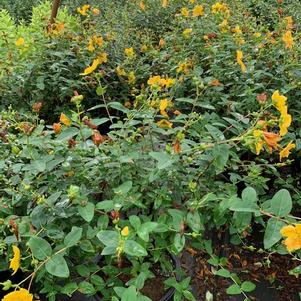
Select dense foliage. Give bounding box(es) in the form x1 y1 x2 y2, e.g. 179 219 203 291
1 0 301 300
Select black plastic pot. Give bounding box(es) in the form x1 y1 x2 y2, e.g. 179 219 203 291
219 230 299 301
40 254 181 301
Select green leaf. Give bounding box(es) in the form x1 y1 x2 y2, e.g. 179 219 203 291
121 286 137 301
60 282 78 296
101 246 117 255
114 287 126 298
31 160 46 173
241 187 257 202
289 265 301 276
229 188 259 213
183 290 196 301
226 284 241 295
150 152 174 170
269 189 292 217
205 125 225 140
137 222 158 242
61 282 78 297
91 275 105 288
46 191 62 205
263 218 285 249
96 86 106 96
91 117 110 126
187 212 202 232
64 227 83 247
168 209 185 231
114 181 132 195
174 233 185 253
76 265 90 277
45 254 69 278
109 102 129 113
97 230 119 247
56 127 79 140
96 200 114 211
129 216 141 230
215 269 231 278
78 281 96 295
212 144 229 173
137 296 152 301
78 202 95 222
124 240 147 257
27 236 52 260
241 281 256 292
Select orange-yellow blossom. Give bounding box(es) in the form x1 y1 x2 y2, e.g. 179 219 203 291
60 113 71 127
9 245 20 275
236 50 246 73
282 30 294 49
280 141 295 161
2 288 33 301
192 5 204 17
281 224 301 252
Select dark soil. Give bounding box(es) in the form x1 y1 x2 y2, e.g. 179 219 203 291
141 275 168 301
182 230 301 301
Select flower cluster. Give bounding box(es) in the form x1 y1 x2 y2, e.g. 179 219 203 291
252 91 294 161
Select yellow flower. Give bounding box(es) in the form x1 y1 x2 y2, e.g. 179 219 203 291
285 16 294 30
253 130 264 155
211 2 228 14
165 78 175 88
181 7 189 17
121 226 129 237
281 224 301 252
236 50 247 73
159 38 166 47
80 58 100 76
92 8 100 15
280 141 295 161
9 245 20 275
2 288 33 301
157 119 173 128
183 28 192 38
176 61 191 74
98 52 108 64
148 75 165 87
87 38 95 52
141 44 148 52
128 71 136 84
139 1 145 11
162 0 168 8
60 113 71 127
263 131 280 153
192 5 204 17
77 4 90 16
160 98 169 117
238 38 245 46
272 90 287 113
254 32 261 38
124 47 135 58
116 66 126 76
279 112 292 137
232 25 242 35
53 123 62 134
282 30 293 49
253 130 280 155
219 19 229 33
93 36 103 47
15 37 25 47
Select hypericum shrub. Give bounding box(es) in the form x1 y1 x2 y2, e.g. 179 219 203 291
0 73 298 300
